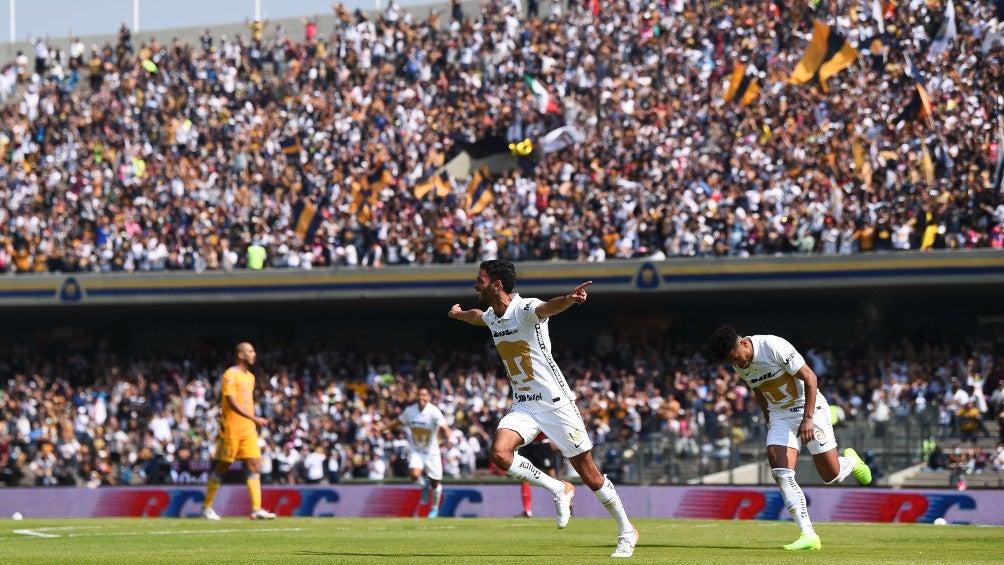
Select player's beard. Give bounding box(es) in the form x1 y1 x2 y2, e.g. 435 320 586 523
476 286 489 306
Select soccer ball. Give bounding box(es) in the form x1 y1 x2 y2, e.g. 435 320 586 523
11 512 23 520
933 517 947 525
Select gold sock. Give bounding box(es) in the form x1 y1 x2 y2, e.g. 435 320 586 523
204 473 222 508
247 475 261 511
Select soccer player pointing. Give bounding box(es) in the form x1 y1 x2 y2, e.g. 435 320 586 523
707 325 871 550
449 260 638 558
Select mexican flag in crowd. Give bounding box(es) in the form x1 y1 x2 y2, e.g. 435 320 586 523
523 74 561 114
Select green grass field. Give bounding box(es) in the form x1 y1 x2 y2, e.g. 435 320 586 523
0 517 999 564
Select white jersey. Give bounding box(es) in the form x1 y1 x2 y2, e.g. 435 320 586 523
399 402 447 454
733 334 819 413
482 294 575 411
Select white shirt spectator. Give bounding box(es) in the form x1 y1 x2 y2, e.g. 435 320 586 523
148 411 173 444
442 442 462 478
303 448 327 482
367 453 386 480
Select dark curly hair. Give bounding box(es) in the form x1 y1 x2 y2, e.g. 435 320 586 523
480 259 517 293
707 325 741 362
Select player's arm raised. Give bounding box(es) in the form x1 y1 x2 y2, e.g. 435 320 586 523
448 304 487 326
535 281 592 319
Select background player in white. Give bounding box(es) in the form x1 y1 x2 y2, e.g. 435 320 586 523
707 325 872 551
449 259 638 558
398 385 451 518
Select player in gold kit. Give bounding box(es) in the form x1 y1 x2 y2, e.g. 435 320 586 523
200 342 276 520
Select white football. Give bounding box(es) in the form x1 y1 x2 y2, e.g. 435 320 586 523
933 517 947 525
11 512 23 520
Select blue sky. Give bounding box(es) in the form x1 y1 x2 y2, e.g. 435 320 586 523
4 0 433 42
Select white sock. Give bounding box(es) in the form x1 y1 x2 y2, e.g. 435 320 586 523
771 468 815 536
829 456 855 484
431 484 443 508
593 475 633 534
505 453 564 495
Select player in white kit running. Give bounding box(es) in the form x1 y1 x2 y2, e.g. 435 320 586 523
707 325 873 551
449 260 638 558
398 385 451 518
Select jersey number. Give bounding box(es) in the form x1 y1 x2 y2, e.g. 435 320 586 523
497 340 535 392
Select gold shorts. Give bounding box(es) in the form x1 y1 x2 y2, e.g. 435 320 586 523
214 434 261 463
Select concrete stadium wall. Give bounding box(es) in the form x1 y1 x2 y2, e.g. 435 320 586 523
0 483 999 525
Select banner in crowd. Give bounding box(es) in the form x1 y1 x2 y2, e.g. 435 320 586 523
0 485 999 525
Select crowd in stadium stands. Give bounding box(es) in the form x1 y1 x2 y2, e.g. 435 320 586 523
0 0 1003 486
0 0 1003 273
0 329 1001 488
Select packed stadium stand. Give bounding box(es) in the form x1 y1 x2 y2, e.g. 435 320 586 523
0 0 1002 493
0 0 1002 273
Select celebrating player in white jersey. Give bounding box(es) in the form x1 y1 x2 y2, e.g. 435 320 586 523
707 325 873 551
449 259 638 558
397 385 451 518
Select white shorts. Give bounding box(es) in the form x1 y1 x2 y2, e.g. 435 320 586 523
766 397 837 455
408 450 443 481
498 402 592 458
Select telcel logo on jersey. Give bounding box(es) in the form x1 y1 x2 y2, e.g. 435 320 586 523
514 393 543 402
493 328 518 338
749 371 778 384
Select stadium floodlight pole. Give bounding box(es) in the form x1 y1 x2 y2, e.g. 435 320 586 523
133 0 139 32
9 0 14 44
254 0 261 21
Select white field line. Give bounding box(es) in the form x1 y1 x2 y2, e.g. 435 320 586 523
11 529 60 538
18 525 107 531
11 527 309 539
